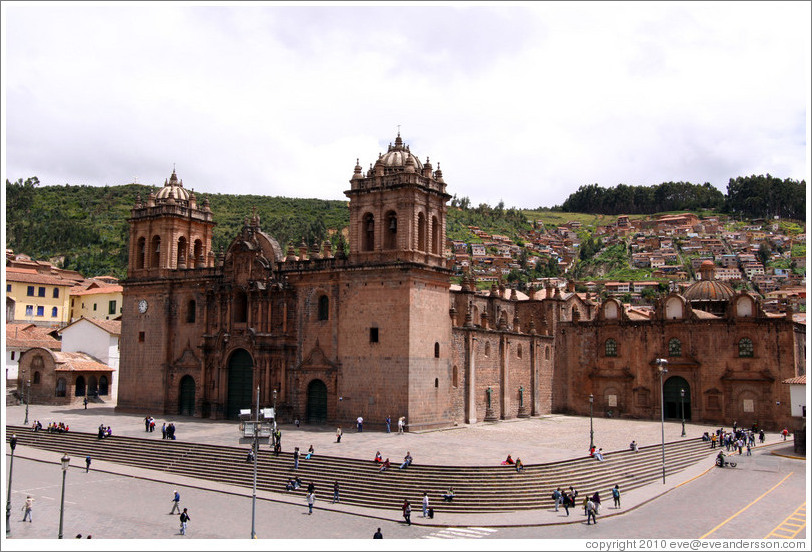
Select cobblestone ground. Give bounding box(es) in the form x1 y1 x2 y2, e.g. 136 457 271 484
5 403 773 466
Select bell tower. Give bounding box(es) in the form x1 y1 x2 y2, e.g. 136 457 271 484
127 169 216 278
344 133 451 267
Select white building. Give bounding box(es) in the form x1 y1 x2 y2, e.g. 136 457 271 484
57 317 121 402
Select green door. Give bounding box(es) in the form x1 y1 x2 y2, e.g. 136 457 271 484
179 375 195 416
663 376 691 420
306 379 328 424
227 349 254 419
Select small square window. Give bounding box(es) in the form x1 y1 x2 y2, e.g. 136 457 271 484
109 300 117 315
6 284 11 293
93 303 97 311
36 306 44 317
25 305 34 316
38 287 45 297
27 286 35 297
53 288 59 298
370 327 379 343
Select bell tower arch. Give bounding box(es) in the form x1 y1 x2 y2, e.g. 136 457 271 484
127 169 216 278
344 133 451 267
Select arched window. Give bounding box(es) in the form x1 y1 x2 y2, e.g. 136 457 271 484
99 375 109 396
434 342 440 358
738 338 754 358
434 377 439 388
363 213 375 251
151 235 161 268
55 377 66 397
545 346 550 360
605 338 618 357
137 237 146 269
233 290 248 323
51 307 58 317
431 215 440 254
417 212 426 251
193 239 204 267
177 236 187 266
186 300 196 323
484 342 491 357
384 211 398 249
668 338 682 357
32 355 44 371
75 376 86 397
517 344 523 359
452 365 458 388
33 371 41 384
318 295 329 321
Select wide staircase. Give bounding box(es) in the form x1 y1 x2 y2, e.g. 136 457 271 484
5 425 716 513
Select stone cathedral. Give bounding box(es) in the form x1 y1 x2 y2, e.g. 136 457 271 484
116 134 803 431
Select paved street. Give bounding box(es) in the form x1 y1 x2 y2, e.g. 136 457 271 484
2 402 807 549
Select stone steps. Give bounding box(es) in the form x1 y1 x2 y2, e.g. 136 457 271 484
5 425 716 513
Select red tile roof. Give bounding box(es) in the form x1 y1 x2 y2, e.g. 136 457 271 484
6 323 62 349
782 375 806 385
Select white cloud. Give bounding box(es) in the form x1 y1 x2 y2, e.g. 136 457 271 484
3 1 809 210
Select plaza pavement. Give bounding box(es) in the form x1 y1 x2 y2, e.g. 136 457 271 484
3 402 801 528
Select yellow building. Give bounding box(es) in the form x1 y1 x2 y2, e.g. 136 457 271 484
6 267 73 327
69 280 124 322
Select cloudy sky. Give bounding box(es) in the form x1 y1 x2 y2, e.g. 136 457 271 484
2 1 809 209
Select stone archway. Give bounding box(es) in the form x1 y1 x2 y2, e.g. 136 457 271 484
226 349 254 419
306 379 328 424
179 375 196 416
664 376 691 420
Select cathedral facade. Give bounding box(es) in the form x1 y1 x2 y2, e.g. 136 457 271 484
116 135 803 431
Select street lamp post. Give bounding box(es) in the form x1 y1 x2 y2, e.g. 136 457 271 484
251 385 260 539
655 358 668 484
58 453 70 539
5 434 17 536
680 388 686 437
589 394 594 451
24 377 30 426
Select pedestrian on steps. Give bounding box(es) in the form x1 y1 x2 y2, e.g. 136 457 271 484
612 485 621 508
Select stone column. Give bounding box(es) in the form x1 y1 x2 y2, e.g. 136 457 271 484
465 332 477 424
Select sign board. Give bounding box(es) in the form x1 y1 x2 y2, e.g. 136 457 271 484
743 399 754 413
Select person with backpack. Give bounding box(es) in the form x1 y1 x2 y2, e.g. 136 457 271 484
612 485 621 508
552 488 562 512
402 499 411 525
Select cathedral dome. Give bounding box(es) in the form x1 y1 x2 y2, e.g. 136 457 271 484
379 133 423 172
155 170 191 202
684 261 734 303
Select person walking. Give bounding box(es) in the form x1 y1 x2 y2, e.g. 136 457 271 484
179 508 190 535
83 396 88 409
422 492 430 518
294 447 300 470
562 491 571 516
586 498 597 525
306 490 315 515
373 527 383 539
21 496 34 522
398 416 405 434
402 499 411 525
333 481 340 503
357 416 363 432
336 426 342 443
161 423 167 439
385 415 391 433
170 490 181 514
85 455 91 473
612 485 621 508
553 487 562 512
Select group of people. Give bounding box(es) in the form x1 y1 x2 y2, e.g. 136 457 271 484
588 446 606 461
375 450 412 472
32 420 69 433
97 424 113 439
502 454 525 472
551 484 621 523
708 426 762 455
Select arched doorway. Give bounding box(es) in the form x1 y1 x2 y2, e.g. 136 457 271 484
75 376 86 397
87 375 98 398
663 376 691 420
306 379 328 424
179 375 196 416
226 349 254 419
